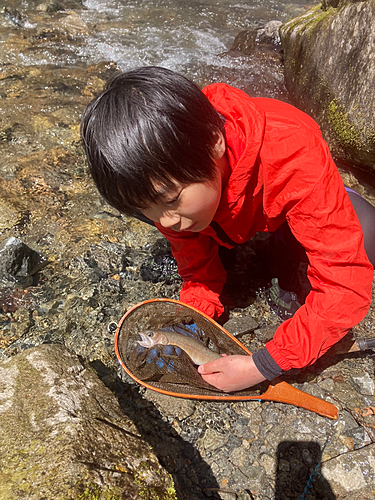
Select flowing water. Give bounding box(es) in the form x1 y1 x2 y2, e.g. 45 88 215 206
3 0 315 91
77 0 312 90
1 0 374 280
1 0 319 257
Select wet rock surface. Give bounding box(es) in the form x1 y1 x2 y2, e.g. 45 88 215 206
0 236 47 287
222 20 287 100
0 1 374 499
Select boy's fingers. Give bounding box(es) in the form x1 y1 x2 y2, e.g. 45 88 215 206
198 354 229 374
198 359 221 374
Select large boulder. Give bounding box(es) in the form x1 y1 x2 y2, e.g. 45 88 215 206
280 0 375 171
0 344 177 500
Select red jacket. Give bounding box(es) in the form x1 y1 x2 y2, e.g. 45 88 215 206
156 83 373 371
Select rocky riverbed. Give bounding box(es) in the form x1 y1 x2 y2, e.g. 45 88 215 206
1 2 375 499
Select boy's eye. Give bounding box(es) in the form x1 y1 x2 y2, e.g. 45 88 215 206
165 192 181 206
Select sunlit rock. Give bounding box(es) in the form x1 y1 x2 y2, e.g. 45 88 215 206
0 344 177 499
223 21 287 100
322 445 375 497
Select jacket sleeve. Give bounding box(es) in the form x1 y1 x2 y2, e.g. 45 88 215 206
265 145 373 371
155 224 227 319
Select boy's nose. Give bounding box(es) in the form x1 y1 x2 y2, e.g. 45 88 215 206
159 212 180 229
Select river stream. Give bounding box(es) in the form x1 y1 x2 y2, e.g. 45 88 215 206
78 0 311 89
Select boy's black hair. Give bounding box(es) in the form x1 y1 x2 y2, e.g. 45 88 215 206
81 66 225 215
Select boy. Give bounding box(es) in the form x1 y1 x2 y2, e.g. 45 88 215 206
81 66 374 392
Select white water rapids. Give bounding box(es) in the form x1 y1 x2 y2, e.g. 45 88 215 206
77 0 314 93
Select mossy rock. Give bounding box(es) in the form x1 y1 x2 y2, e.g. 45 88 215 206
280 0 375 171
0 344 177 500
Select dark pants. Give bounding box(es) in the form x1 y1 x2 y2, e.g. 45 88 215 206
345 188 375 267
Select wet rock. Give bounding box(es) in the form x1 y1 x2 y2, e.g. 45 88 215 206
140 254 180 285
2 7 25 27
0 306 33 349
227 20 282 55
0 344 176 499
280 0 375 171
83 242 130 276
223 20 287 100
140 239 181 285
45 0 85 12
0 237 47 287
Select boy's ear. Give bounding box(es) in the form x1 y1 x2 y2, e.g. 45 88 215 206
212 132 226 159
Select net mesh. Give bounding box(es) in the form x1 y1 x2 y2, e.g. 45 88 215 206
116 299 261 398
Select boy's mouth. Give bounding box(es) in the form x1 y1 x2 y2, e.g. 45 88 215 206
184 222 198 231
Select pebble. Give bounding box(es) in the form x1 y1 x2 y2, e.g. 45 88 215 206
223 316 259 336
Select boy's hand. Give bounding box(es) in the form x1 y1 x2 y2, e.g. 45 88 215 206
197 354 266 392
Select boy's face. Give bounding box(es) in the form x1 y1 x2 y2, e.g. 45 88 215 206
139 132 228 233
139 175 222 233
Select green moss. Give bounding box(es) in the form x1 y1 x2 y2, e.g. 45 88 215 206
328 99 362 149
133 464 178 500
280 4 324 35
75 482 120 500
281 4 328 36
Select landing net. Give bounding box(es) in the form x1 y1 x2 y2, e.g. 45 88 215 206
115 298 262 399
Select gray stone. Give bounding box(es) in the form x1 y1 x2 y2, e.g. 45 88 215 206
223 316 258 336
280 0 375 171
227 20 282 56
197 428 229 453
352 371 375 395
0 237 47 287
322 444 375 496
230 446 254 476
144 389 196 420
0 344 176 500
243 466 266 496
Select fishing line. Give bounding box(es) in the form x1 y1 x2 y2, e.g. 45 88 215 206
299 413 342 500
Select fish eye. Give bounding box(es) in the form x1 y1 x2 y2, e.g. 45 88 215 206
146 331 154 337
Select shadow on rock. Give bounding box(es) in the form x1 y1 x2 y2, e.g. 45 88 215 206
89 360 221 500
275 441 336 500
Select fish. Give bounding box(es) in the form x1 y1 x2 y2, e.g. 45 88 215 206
137 329 221 365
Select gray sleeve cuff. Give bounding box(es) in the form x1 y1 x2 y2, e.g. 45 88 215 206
252 347 283 380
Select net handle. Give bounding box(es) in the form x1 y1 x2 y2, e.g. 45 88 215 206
114 298 338 420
